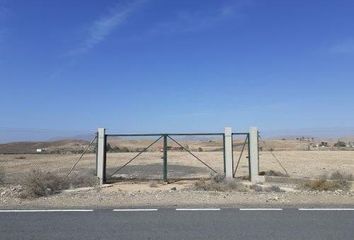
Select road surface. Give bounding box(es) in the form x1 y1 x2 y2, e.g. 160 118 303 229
1 208 353 239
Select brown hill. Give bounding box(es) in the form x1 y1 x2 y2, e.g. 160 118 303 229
0 139 90 154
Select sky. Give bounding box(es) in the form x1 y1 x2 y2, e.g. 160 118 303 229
0 0 354 141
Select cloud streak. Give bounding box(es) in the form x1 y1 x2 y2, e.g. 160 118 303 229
67 0 145 56
148 0 252 35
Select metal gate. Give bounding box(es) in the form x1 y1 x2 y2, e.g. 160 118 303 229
95 129 257 183
103 132 228 182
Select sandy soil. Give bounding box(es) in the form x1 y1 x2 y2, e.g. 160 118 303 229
1 151 353 183
1 151 353 208
0 180 353 209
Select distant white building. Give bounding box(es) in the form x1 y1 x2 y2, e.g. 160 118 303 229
36 148 44 153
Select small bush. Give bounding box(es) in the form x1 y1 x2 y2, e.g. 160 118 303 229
330 171 353 181
259 170 288 177
119 147 130 152
302 172 352 192
265 185 283 192
198 147 203 152
302 179 341 191
334 141 346 148
20 170 69 198
250 184 284 192
211 173 226 183
194 175 248 192
250 184 263 192
20 170 98 198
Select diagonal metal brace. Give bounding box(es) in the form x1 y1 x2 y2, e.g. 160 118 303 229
67 135 97 177
109 136 163 178
167 136 217 173
233 135 248 177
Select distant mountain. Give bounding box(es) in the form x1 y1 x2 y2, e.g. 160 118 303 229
0 139 91 154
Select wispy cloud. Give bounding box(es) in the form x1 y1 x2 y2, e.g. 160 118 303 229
329 40 354 54
148 0 253 35
67 0 145 56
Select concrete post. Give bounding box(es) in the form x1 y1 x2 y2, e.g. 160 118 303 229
249 127 264 183
224 127 233 179
97 128 106 185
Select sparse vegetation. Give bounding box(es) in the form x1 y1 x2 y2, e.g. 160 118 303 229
20 170 69 198
330 171 353 181
250 184 284 192
259 170 288 177
334 141 346 148
301 171 353 191
249 184 263 192
211 173 225 183
194 174 248 192
20 170 98 198
266 185 283 192
119 147 130 152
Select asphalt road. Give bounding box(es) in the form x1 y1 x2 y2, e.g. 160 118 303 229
1 208 354 240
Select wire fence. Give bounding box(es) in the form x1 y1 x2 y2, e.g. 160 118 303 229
257 133 354 179
0 133 98 185
1 130 354 185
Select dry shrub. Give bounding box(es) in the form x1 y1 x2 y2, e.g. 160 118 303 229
302 179 342 191
211 173 226 183
20 170 98 198
250 184 263 192
330 171 353 181
259 170 288 177
20 170 69 198
265 185 283 192
302 171 352 192
249 184 284 192
194 174 248 192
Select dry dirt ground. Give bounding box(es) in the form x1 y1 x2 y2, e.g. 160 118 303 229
1 151 354 182
0 180 353 209
0 151 354 208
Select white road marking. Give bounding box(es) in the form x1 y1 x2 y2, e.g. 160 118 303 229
240 208 283 211
0 209 94 213
299 208 354 211
176 208 221 211
113 209 158 212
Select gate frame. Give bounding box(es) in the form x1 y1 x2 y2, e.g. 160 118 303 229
96 127 261 184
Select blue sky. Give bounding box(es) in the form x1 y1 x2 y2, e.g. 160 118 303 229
0 0 354 141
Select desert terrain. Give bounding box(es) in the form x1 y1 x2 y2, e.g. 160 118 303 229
0 137 353 208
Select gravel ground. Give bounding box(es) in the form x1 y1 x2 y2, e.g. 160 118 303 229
1 181 353 209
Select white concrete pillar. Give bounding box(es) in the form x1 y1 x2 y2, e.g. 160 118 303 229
97 128 106 185
249 127 263 183
224 127 233 179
